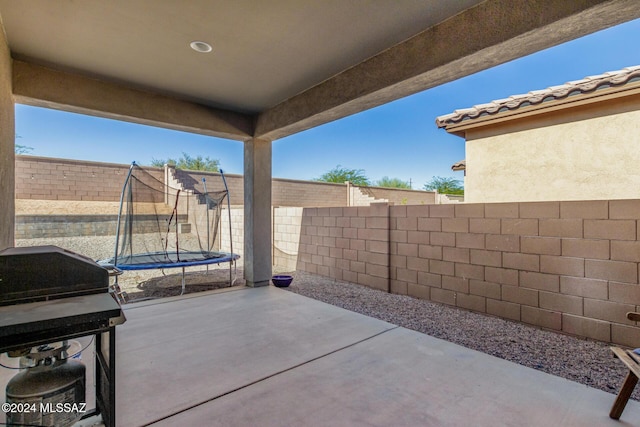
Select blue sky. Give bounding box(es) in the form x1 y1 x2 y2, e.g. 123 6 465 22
15 18 640 190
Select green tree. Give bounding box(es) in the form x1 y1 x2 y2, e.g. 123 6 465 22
150 158 168 167
151 152 220 172
15 144 34 154
14 134 34 154
423 176 464 195
376 176 411 189
315 165 370 186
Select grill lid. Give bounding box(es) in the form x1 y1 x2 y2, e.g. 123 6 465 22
0 246 109 305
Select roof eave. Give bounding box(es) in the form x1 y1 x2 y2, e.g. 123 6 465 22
440 81 640 136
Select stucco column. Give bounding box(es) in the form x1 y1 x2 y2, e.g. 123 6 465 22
244 137 272 287
0 25 15 251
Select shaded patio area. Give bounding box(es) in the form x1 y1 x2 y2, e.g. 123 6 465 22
116 286 640 426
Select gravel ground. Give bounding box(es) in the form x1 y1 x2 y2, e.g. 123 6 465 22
284 271 639 402
14 236 639 401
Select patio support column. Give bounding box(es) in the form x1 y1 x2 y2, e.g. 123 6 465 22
0 23 14 251
244 137 272 287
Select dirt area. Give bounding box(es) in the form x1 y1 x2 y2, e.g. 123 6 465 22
116 266 246 302
16 200 171 215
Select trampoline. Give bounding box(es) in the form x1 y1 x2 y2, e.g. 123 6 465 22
98 162 239 301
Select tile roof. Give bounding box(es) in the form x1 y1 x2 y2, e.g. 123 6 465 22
451 160 466 171
435 65 640 128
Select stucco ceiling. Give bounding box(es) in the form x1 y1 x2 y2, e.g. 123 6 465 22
1 0 639 140
0 0 481 113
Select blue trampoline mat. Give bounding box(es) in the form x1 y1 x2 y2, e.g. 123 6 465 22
99 251 239 271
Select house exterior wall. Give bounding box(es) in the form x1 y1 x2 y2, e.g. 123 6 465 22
463 94 640 203
296 200 640 347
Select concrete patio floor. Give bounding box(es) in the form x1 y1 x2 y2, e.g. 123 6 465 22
117 286 640 426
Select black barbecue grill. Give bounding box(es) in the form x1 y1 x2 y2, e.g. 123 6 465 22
0 245 125 427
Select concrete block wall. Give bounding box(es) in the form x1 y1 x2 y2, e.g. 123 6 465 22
273 178 346 207
297 203 390 291
296 200 640 346
172 168 244 206
15 214 183 239
360 186 437 206
169 169 347 207
16 156 163 201
219 207 244 258
437 194 464 204
220 206 305 272
15 215 118 238
349 186 380 206
274 207 303 271
16 157 440 208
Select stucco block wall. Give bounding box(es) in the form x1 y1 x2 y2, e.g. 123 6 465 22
464 96 640 203
296 200 640 346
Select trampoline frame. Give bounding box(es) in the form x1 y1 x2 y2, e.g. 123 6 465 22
103 162 239 301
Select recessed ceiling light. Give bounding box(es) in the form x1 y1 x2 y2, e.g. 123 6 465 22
190 41 212 53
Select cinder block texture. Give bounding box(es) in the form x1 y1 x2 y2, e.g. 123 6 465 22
296 198 640 346
16 156 154 202
16 156 438 209
17 160 640 347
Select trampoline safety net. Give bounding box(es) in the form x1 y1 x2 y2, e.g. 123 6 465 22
105 163 232 269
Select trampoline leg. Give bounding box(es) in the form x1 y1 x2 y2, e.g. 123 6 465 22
109 269 126 304
180 266 186 296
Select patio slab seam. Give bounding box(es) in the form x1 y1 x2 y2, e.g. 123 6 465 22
143 325 400 426
148 326 640 427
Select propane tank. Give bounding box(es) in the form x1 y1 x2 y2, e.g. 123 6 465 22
5 342 86 427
